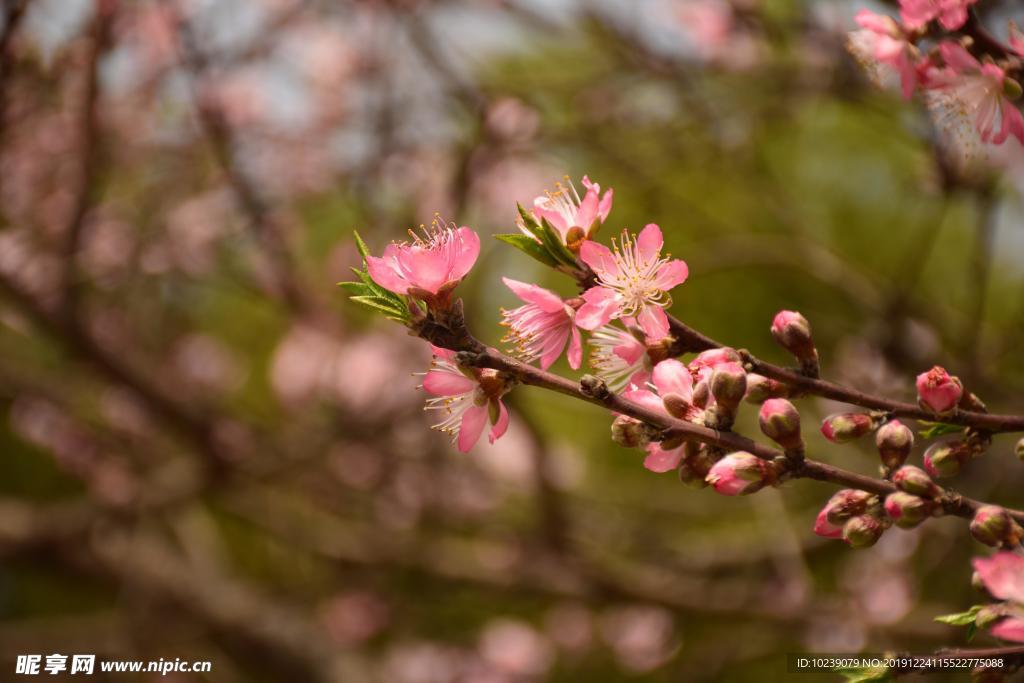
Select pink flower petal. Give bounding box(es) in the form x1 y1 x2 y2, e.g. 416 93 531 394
365 254 409 295
597 188 613 223
623 388 667 415
637 305 670 341
567 325 582 370
422 369 475 396
636 223 663 263
538 327 570 370
430 345 456 361
575 184 600 229
449 227 481 282
501 277 565 313
643 444 684 473
575 287 620 330
973 553 1024 604
489 400 510 443
991 617 1024 643
652 359 693 402
458 405 488 453
401 243 452 294
938 41 979 72
579 240 620 279
654 259 689 290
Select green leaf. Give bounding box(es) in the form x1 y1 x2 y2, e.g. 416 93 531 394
516 203 542 237
494 233 559 267
337 281 372 295
353 230 371 260
834 665 891 682
967 621 978 641
537 217 580 267
350 295 409 320
934 605 984 626
347 267 405 309
918 421 965 439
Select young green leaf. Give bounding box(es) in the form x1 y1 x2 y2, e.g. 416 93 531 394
537 217 580 267
834 664 891 682
918 421 965 439
338 281 372 296
494 234 559 267
350 295 409 320
934 605 984 626
353 230 371 261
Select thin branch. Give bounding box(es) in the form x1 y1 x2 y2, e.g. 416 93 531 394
412 312 1024 526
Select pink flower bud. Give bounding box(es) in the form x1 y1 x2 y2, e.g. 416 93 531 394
822 489 875 526
875 420 914 470
884 492 931 529
743 373 790 404
842 514 885 548
970 505 1013 547
770 310 818 371
758 398 803 451
705 452 774 496
814 508 844 538
923 440 969 479
820 413 878 443
916 366 963 414
611 415 651 448
892 465 940 498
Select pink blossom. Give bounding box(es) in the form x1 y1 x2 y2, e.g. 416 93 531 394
973 553 1024 605
366 218 480 300
849 10 921 100
705 452 772 495
676 0 733 58
623 359 701 473
500 277 582 370
924 43 1024 146
521 175 613 246
899 0 977 31
421 346 510 453
575 224 688 340
915 364 963 413
587 319 651 392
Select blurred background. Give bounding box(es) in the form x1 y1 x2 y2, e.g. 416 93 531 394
2 0 1024 680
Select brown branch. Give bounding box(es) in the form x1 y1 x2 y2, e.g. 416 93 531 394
663 314 1024 433
61 6 112 320
412 313 1024 526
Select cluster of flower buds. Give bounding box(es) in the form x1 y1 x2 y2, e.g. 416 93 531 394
770 310 819 377
814 489 888 548
705 451 778 496
970 505 1024 548
875 419 914 474
820 412 880 443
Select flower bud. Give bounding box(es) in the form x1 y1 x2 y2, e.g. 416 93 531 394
611 415 650 448
843 514 885 548
814 508 843 538
975 604 1007 630
884 492 931 529
970 505 1013 547
923 440 969 479
820 413 878 443
916 366 963 414
705 451 774 496
892 465 940 498
1016 437 1024 463
823 489 875 525
743 373 790 404
758 399 803 451
875 420 914 471
709 362 747 409
770 310 818 373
